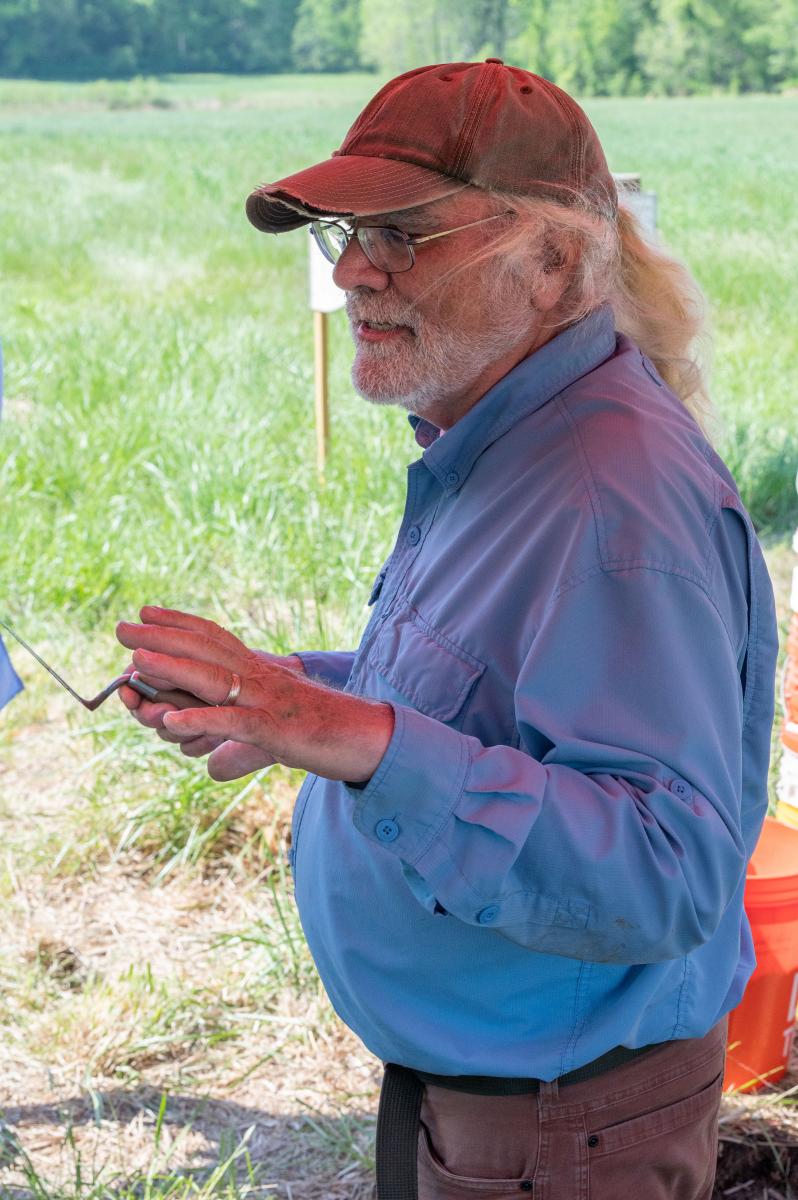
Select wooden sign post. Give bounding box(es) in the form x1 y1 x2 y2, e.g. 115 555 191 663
313 309 330 477
308 234 346 477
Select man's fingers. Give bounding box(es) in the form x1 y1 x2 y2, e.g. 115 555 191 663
180 734 226 758
126 667 193 694
117 661 142 710
118 681 142 710
207 740 277 781
164 712 277 779
143 686 210 709
156 727 220 754
134 700 181 729
132 650 245 708
163 705 266 747
118 641 215 732
117 620 244 670
139 606 211 631
120 607 249 664
129 690 206 729
139 606 245 652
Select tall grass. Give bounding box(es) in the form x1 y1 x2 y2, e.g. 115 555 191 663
1 82 797 650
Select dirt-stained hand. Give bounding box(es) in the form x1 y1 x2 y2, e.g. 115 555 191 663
116 605 393 782
117 606 307 771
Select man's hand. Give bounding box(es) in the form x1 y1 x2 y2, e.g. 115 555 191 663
116 606 394 782
117 607 305 772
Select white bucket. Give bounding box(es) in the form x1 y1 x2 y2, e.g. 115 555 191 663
777 744 798 829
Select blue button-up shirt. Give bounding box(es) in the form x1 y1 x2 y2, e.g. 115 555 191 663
294 304 778 1079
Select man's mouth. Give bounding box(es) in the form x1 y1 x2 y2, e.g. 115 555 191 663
356 319 415 341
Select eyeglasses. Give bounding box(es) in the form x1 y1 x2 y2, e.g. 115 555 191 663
309 211 514 274
0 618 158 711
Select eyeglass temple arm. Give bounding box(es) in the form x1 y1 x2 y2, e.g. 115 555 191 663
410 211 514 247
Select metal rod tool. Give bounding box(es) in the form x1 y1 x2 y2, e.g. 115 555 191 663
0 618 158 710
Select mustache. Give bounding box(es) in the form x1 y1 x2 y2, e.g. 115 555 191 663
345 296 419 333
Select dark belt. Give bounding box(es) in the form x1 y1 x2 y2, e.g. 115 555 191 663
375 1040 666 1200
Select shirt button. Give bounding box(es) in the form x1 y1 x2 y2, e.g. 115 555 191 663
445 470 459 486
670 778 693 801
375 819 399 843
477 905 499 925
407 525 421 545
587 1135 599 1148
519 1183 533 1192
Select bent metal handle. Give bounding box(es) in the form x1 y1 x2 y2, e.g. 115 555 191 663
0 618 159 710
77 672 159 711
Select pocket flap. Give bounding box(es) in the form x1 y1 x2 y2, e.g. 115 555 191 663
370 605 485 722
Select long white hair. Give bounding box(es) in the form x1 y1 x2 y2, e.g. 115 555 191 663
421 186 718 441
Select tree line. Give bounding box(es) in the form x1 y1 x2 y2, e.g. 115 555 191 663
1 0 797 95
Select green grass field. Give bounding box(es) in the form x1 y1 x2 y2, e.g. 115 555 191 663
1 75 797 644
1 75 798 1198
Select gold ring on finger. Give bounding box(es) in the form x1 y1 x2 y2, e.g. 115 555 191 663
220 671 242 707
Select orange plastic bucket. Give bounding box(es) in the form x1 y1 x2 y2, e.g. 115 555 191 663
724 817 798 1091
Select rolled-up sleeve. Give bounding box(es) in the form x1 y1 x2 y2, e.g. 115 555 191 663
347 566 748 964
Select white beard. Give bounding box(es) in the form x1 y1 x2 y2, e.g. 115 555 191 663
346 281 535 419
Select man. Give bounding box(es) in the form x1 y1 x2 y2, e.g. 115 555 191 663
1 342 24 713
117 61 779 1199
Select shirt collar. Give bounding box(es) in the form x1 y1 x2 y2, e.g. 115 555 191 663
408 304 617 493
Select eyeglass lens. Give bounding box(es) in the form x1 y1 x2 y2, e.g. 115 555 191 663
311 223 413 273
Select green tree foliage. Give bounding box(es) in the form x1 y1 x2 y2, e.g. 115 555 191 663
508 0 650 95
0 0 796 92
762 0 798 84
148 0 300 74
360 0 470 74
0 0 300 78
0 0 149 78
636 0 781 94
292 0 362 71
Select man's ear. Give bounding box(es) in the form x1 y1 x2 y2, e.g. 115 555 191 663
540 235 566 273
533 232 579 312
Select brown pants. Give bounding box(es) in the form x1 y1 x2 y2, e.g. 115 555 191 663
417 1017 728 1199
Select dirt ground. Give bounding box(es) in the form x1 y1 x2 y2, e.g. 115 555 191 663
1 851 796 1198
1 537 797 1198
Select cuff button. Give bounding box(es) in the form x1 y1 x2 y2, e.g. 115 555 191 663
477 905 499 925
375 819 400 843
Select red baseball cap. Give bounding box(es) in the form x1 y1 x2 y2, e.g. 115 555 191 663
246 59 617 234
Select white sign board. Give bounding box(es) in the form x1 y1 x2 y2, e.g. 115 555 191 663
612 173 657 237
623 189 658 237
309 232 346 313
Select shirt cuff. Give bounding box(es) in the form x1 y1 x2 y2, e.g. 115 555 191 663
295 650 354 690
346 702 471 865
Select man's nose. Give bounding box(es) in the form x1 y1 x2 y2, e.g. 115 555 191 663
332 235 390 292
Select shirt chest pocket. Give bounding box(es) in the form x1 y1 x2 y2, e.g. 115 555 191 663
367 603 485 727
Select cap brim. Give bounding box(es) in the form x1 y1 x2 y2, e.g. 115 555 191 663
246 154 468 233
